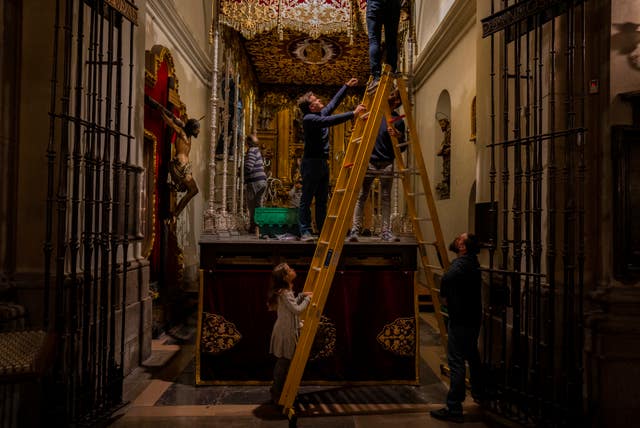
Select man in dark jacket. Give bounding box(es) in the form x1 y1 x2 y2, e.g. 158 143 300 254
431 232 484 423
348 88 405 242
296 78 366 241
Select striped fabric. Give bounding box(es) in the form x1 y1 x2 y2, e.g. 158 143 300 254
244 146 267 183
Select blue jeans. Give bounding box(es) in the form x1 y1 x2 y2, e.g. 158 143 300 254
299 158 329 235
366 0 401 77
446 322 483 412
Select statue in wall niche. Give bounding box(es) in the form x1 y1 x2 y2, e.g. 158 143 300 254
146 95 201 223
436 115 451 200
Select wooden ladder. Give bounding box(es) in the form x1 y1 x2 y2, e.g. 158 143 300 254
279 65 450 425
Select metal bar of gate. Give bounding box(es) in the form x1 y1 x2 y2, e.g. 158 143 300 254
484 0 497 416
511 17 524 418
120 17 136 395
54 0 75 421
499 1 510 410
545 11 559 422
68 0 86 420
44 0 62 333
100 4 116 410
109 10 124 405
93 0 106 410
81 1 100 417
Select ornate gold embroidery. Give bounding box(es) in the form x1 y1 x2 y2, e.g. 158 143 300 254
220 0 366 40
200 312 242 355
376 317 416 357
244 29 369 86
310 316 336 361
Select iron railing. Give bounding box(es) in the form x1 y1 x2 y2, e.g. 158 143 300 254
44 0 138 425
480 0 586 426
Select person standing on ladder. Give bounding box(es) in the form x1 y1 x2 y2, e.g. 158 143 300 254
296 78 366 242
366 0 402 90
348 87 405 242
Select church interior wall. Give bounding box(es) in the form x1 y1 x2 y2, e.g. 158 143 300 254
412 18 478 242
413 0 456 54
16 0 56 274
145 1 214 285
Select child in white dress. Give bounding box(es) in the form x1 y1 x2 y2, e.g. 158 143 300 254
267 263 312 404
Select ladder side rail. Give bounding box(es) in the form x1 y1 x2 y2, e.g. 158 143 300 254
279 113 386 408
279 71 394 410
386 83 449 349
396 78 450 270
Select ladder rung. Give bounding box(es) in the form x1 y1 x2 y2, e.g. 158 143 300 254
412 217 431 222
318 240 329 246
424 264 443 270
399 167 416 174
352 137 362 145
359 112 370 120
407 192 425 197
311 266 322 272
335 188 346 193
417 240 438 246
327 214 338 219
395 142 410 148
388 114 406 124
343 162 354 168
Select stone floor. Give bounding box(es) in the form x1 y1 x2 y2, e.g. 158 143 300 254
107 313 490 428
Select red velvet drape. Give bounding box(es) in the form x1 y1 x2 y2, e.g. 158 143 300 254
199 269 417 383
144 61 180 282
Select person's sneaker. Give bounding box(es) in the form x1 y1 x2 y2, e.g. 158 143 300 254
367 76 380 93
430 407 463 423
381 231 400 242
300 232 314 242
347 230 359 242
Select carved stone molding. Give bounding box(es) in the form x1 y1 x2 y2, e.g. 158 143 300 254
412 0 476 90
146 0 212 86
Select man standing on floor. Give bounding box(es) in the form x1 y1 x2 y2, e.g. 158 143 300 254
296 78 366 241
348 88 405 242
431 232 484 423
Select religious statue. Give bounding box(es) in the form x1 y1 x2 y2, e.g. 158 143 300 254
436 116 451 200
145 95 200 222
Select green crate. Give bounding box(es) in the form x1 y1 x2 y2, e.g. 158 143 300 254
254 207 299 236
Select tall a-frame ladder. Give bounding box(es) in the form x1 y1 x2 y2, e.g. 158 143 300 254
279 65 451 424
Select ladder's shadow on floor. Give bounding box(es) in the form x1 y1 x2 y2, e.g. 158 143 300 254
253 383 434 420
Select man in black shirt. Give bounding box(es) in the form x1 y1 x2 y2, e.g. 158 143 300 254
348 88 405 242
431 232 484 423
296 79 366 241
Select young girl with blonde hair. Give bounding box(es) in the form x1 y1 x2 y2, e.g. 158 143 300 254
267 263 312 404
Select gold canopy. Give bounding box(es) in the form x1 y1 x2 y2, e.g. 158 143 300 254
219 0 367 40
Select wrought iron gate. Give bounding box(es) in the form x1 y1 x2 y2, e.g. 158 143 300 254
44 0 138 425
480 1 586 426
